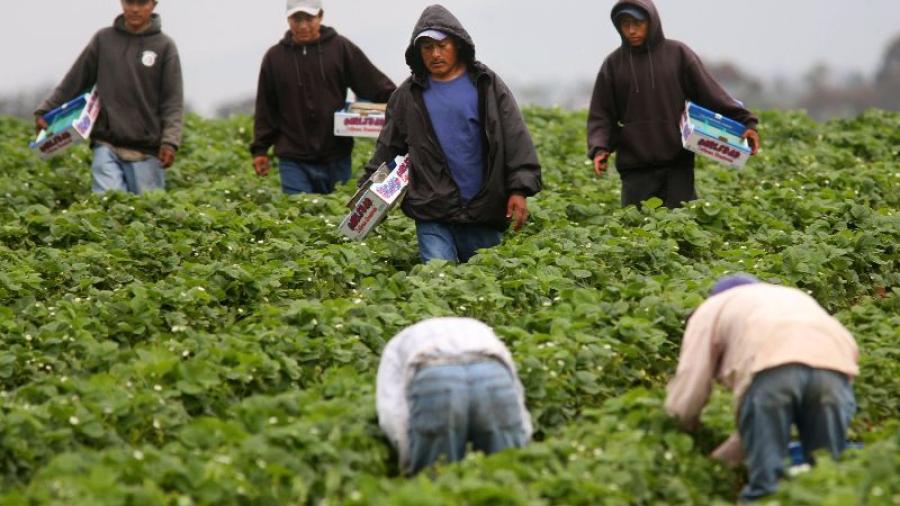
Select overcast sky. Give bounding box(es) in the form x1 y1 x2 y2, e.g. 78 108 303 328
2 0 898 115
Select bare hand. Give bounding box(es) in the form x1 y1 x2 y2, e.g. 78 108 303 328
253 155 271 177
506 193 529 232
742 129 761 155
593 150 611 177
35 116 48 136
158 145 176 169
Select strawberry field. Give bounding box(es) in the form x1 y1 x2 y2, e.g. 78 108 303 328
0 108 897 505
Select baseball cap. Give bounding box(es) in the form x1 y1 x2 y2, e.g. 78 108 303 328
709 274 760 296
287 0 322 18
414 29 448 44
613 6 647 22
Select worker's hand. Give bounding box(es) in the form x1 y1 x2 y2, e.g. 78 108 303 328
158 144 176 169
253 155 271 177
593 150 611 177
507 193 529 232
34 116 48 136
743 128 760 155
710 433 745 468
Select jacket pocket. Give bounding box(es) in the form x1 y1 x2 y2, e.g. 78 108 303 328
617 119 685 169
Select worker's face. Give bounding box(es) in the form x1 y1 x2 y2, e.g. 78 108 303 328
619 15 648 47
419 37 464 81
121 0 156 32
289 11 323 44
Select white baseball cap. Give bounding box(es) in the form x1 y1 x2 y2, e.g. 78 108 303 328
287 0 322 18
414 29 448 43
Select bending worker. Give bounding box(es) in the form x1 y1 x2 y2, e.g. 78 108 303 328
376 317 533 474
666 274 859 501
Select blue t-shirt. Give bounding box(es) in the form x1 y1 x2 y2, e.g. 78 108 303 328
422 73 484 202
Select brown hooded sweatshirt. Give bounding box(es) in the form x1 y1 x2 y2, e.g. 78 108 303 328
587 0 758 170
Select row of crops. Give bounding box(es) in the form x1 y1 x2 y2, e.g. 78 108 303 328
0 108 897 504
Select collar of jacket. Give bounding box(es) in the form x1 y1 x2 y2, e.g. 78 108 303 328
113 13 162 36
279 25 338 48
410 61 491 90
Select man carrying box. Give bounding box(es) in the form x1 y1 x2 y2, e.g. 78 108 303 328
362 4 542 263
588 0 761 208
665 274 859 502
250 0 396 195
377 317 533 475
35 0 183 195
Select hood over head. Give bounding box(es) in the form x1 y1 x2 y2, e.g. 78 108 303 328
405 4 476 79
610 0 665 49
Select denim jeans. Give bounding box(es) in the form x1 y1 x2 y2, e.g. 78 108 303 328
406 360 528 475
415 221 503 263
91 144 165 194
278 156 351 195
738 363 856 502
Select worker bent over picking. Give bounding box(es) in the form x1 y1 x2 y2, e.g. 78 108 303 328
665 275 859 502
362 4 542 263
376 317 533 475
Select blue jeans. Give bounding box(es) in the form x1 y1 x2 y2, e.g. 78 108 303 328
738 363 856 501
91 144 165 194
406 360 528 475
278 156 351 195
415 221 503 263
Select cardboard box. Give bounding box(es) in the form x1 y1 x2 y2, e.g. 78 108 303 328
680 101 751 169
339 154 411 240
30 86 101 159
334 102 387 139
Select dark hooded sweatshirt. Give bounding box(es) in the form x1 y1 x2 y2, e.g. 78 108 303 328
36 14 184 155
250 27 396 163
363 5 542 230
587 0 758 170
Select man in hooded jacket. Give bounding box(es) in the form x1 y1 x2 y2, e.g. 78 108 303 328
588 0 761 208
251 0 396 195
362 4 542 263
35 0 183 195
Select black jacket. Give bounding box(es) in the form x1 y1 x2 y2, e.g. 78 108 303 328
363 5 541 230
251 27 396 163
587 0 758 170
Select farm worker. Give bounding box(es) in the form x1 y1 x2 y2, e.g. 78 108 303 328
250 0 396 195
587 0 761 208
35 0 183 195
665 274 859 502
376 317 533 475
361 4 542 263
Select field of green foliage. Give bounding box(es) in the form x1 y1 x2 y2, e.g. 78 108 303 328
0 108 897 505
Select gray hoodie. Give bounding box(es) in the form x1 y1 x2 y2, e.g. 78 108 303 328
36 14 184 155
